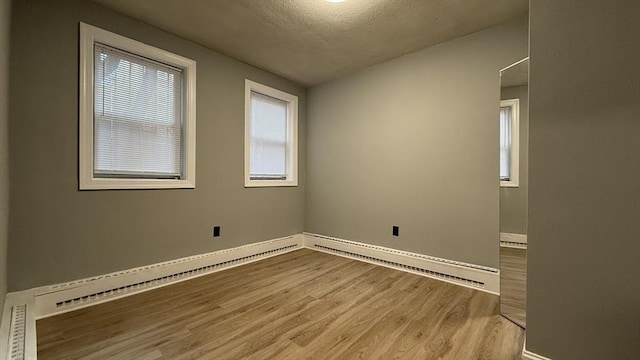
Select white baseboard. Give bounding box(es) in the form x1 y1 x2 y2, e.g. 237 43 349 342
1 231 504 359
303 233 500 294
500 232 527 249
523 349 552 360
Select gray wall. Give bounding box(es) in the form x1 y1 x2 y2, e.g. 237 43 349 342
306 17 528 268
500 85 528 235
8 0 306 291
0 0 11 306
527 1 639 359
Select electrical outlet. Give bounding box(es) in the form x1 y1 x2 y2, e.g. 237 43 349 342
392 225 399 236
213 226 221 237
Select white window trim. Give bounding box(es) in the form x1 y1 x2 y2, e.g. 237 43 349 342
244 79 298 187
500 98 519 188
79 23 196 190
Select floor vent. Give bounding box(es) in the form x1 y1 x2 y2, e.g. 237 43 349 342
54 244 298 309
8 304 27 360
314 244 485 287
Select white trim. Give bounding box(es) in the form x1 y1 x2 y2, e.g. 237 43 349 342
499 98 520 188
1 293 37 360
500 232 527 244
303 233 500 294
500 232 527 248
500 56 529 73
523 349 553 360
244 79 298 187
0 301 9 359
79 22 197 190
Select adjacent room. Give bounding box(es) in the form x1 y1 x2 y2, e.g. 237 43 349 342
0 0 638 359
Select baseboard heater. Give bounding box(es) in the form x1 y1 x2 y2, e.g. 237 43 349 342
303 233 499 294
0 298 36 360
34 234 302 319
500 232 527 249
7 304 27 360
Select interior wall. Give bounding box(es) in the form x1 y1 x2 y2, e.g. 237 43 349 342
0 0 12 306
306 17 528 268
8 0 306 291
527 1 640 358
499 85 528 235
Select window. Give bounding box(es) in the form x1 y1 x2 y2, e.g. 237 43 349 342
79 23 196 190
500 99 519 187
245 80 298 187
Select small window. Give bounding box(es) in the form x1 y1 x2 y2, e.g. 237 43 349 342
500 99 519 187
79 23 196 190
245 80 298 187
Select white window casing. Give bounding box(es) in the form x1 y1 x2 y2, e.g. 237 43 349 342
499 98 519 188
79 23 196 190
244 80 298 187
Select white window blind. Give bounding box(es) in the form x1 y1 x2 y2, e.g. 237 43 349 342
499 106 512 180
249 91 288 180
93 43 183 179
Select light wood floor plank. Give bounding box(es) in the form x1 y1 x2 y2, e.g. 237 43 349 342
500 247 527 328
38 249 524 360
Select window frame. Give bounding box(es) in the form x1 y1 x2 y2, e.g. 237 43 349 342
244 79 298 187
79 22 196 190
499 98 520 188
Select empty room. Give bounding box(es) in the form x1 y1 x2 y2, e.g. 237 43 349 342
0 0 638 359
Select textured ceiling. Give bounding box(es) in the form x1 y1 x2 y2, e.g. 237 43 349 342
94 0 529 86
501 58 529 88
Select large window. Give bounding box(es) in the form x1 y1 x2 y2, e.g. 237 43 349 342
245 80 298 187
79 23 196 190
500 99 519 187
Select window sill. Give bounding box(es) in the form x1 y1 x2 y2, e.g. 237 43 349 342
245 179 298 188
500 180 519 188
80 177 195 190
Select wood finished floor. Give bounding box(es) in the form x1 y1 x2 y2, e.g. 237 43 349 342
38 249 524 360
499 247 527 328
